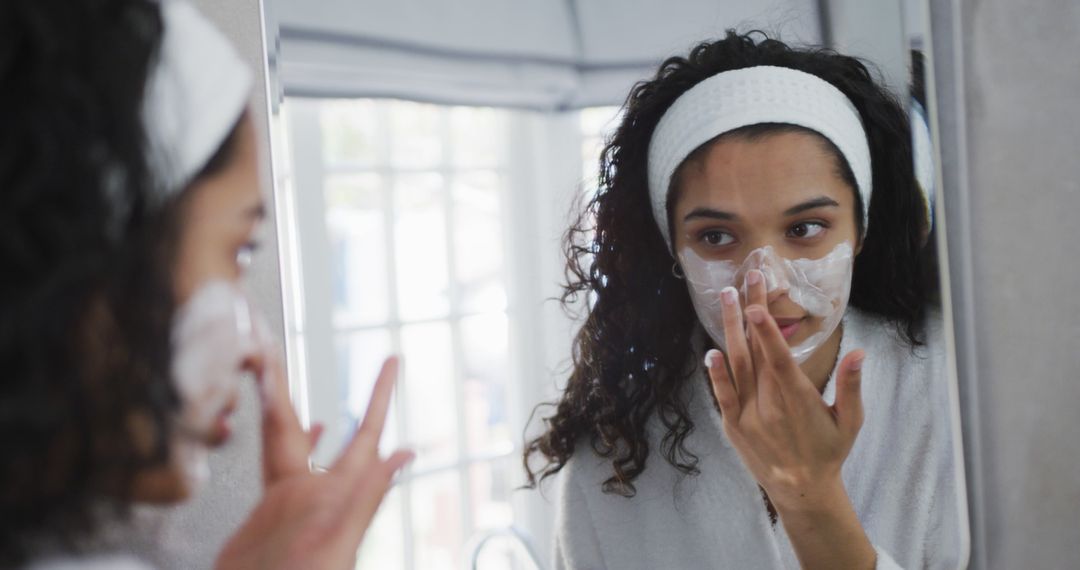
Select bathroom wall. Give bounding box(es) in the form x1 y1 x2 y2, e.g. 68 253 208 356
930 0 1080 567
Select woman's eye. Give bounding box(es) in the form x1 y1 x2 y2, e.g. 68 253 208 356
701 230 735 246
236 241 260 268
787 222 826 239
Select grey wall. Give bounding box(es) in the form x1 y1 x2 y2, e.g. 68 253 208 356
931 0 1080 567
146 1 285 568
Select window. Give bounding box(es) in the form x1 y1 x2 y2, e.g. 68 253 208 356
275 98 622 569
579 106 622 199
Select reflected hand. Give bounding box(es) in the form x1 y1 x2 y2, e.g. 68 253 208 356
704 269 875 569
705 269 865 511
217 350 413 570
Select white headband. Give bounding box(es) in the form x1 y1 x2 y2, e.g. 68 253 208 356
646 65 872 247
143 0 253 194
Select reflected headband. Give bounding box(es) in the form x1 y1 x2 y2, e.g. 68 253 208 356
646 65 872 246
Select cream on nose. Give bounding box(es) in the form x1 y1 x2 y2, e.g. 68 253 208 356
736 246 792 300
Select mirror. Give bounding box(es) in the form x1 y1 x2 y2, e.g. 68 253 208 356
260 0 969 568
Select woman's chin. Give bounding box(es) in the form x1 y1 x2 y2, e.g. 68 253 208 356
784 317 826 347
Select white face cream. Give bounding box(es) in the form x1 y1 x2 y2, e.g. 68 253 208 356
169 280 258 488
678 242 854 363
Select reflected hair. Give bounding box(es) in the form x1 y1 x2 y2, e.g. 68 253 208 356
524 30 937 497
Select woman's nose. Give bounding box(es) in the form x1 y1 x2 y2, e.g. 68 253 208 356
738 245 793 304
766 281 790 304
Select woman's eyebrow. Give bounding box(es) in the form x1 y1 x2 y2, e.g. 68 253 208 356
684 207 738 222
783 196 840 216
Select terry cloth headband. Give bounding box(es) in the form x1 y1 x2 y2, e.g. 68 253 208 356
646 65 873 247
143 0 253 194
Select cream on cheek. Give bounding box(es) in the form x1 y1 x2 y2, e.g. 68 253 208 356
168 281 254 487
166 202 263 490
677 241 854 363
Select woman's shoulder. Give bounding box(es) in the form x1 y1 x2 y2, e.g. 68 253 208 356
843 306 950 415
554 439 621 494
845 306 946 371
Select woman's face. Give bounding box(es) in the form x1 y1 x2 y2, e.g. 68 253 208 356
133 112 265 502
173 114 265 307
670 130 859 350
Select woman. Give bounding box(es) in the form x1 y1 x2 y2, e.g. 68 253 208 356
0 0 410 567
525 32 961 569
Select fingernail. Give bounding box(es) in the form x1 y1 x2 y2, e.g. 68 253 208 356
746 270 762 285
850 354 865 371
745 307 765 325
704 349 722 369
721 286 738 306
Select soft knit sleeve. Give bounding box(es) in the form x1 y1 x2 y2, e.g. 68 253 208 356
553 463 607 570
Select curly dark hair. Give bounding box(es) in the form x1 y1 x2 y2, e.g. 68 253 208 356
0 0 179 564
524 31 937 496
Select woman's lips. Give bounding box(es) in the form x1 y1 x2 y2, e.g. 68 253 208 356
210 413 232 445
207 398 238 446
774 317 804 341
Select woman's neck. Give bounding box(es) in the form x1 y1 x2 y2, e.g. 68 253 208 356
799 324 844 394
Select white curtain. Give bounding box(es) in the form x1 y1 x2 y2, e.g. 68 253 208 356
268 0 823 110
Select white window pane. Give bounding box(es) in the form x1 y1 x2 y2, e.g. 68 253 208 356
580 106 622 199
470 458 515 532
400 322 457 470
449 106 504 168
453 171 507 314
325 174 389 328
355 486 405 568
322 99 380 167
390 100 442 169
394 173 451 321
579 105 622 135
460 313 511 455
411 472 464 570
581 136 604 198
336 330 399 452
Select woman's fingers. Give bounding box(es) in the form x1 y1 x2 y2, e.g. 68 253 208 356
333 357 402 476
719 286 755 399
704 349 740 418
832 350 866 437
744 305 801 381
345 449 415 537
746 312 784 413
308 423 325 451
251 345 311 483
744 269 768 309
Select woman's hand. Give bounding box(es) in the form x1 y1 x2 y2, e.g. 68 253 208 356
217 348 413 570
705 269 875 570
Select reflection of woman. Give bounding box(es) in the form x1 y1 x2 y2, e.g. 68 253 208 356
1 1 410 568
526 32 960 569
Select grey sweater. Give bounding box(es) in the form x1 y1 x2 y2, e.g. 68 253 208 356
553 308 964 569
